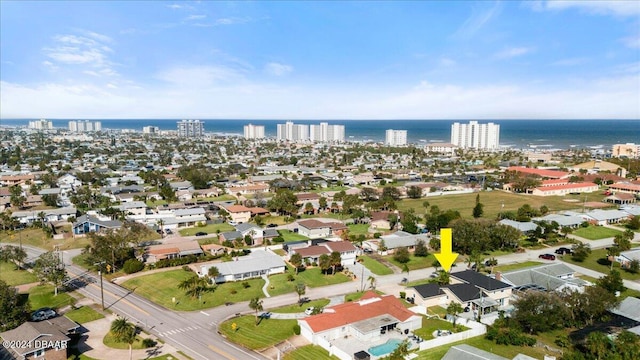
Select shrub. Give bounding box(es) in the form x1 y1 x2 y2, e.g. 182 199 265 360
242 281 250 289
287 274 295 282
230 289 237 294
272 237 285 243
182 265 192 272
399 291 406 299
628 259 640 274
123 259 144 274
373 232 382 238
293 324 301 335
141 338 157 348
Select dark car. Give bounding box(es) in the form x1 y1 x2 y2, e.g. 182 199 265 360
267 223 278 228
195 232 208 236
298 297 310 305
539 253 556 261
31 307 57 321
555 247 572 255
259 312 272 319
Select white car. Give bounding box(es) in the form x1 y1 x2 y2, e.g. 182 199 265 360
304 307 315 315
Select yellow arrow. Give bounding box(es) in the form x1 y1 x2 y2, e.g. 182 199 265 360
434 228 458 272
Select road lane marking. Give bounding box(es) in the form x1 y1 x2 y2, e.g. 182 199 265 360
208 345 236 360
200 311 210 316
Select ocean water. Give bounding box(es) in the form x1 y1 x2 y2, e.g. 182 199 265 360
1 119 638 150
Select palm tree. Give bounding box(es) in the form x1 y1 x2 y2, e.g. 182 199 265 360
295 282 306 302
207 266 220 282
178 275 212 301
446 302 464 329
290 253 303 275
318 254 331 274
329 251 342 275
249 297 263 325
157 219 164 238
367 275 376 290
110 317 137 360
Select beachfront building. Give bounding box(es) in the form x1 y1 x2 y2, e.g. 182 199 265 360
612 143 639 158
243 123 265 139
451 121 500 150
69 120 102 132
143 126 159 134
277 121 309 142
28 119 53 130
385 129 408 146
177 119 204 138
310 122 345 142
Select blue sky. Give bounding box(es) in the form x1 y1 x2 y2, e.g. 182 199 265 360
1 1 638 119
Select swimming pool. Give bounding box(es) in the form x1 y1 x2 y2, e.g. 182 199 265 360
368 338 403 356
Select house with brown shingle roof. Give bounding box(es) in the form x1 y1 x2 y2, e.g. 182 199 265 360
0 316 79 360
297 219 348 238
291 240 358 266
298 291 421 346
143 239 204 263
224 205 252 223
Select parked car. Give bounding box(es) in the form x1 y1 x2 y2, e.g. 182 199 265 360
165 229 173 235
195 232 208 236
304 307 315 315
259 312 272 319
267 223 278 228
555 247 572 255
31 307 57 321
539 253 556 260
298 297 310 305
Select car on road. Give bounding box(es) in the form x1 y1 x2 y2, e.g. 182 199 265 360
555 247 572 255
298 297 310 304
539 253 556 260
363 248 373 254
304 307 315 315
259 312 272 319
195 232 208 236
267 223 278 228
165 229 173 235
31 307 57 321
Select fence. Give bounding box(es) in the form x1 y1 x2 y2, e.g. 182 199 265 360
419 316 486 351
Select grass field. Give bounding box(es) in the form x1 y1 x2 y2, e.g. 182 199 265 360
347 223 370 236
283 345 339 360
121 270 266 310
269 267 351 289
561 249 640 281
397 191 606 220
278 230 310 241
272 298 330 313
412 317 466 340
103 331 148 350
358 256 394 275
0 228 92 251
572 225 623 240
491 261 544 273
178 223 235 236
28 285 74 311
0 261 38 286
386 253 437 271
219 315 297 350
64 305 105 324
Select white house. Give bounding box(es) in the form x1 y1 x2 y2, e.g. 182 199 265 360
197 250 286 283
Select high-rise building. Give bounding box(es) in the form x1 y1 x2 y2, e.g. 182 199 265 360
612 143 639 158
310 122 345 142
177 119 204 138
243 124 265 139
385 129 408 146
451 121 500 150
143 126 159 134
28 119 53 130
69 120 102 132
277 121 309 142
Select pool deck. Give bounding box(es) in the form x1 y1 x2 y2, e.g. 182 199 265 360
330 332 419 359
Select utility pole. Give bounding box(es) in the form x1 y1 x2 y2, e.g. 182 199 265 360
94 261 106 310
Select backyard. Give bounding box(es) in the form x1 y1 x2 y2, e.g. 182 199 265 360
385 253 437 271
269 267 352 289
278 230 310 242
490 261 544 273
283 345 338 360
219 315 297 350
572 225 623 240
412 317 467 341
28 284 75 311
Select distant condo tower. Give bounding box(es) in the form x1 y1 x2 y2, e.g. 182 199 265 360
451 121 500 150
385 129 407 146
244 124 265 139
277 121 344 142
177 119 204 138
28 119 53 130
143 126 159 134
69 120 101 132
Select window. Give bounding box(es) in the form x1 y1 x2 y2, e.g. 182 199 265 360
35 349 45 357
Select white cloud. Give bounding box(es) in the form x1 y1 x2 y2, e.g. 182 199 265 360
542 0 640 17
265 62 293 76
439 58 456 67
551 57 588 66
494 47 535 59
215 17 251 25
453 1 502 39
186 14 206 21
155 65 247 88
621 34 640 49
43 31 118 77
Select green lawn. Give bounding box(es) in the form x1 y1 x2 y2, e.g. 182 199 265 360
561 249 640 280
283 345 339 360
358 256 394 275
397 191 606 221
28 285 74 311
427 306 447 317
278 230 310 241
198 195 237 202
178 223 235 236
414 333 549 360
268 267 351 291
386 254 436 271
103 331 148 350
219 315 297 350
0 228 92 251
413 317 466 340
64 306 105 324
0 261 38 286
121 270 266 310
272 299 330 313
344 290 384 302
347 224 370 236
573 225 623 240
492 261 544 273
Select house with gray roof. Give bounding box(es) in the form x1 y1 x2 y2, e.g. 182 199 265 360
197 249 286 283
532 213 585 228
219 231 243 243
376 231 429 252
500 263 591 293
0 316 79 360
621 204 640 217
442 344 536 360
498 219 538 233
72 214 123 235
615 248 640 269
610 297 640 336
583 209 631 225
12 207 77 224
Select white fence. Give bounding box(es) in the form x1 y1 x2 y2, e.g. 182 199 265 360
425 189 474 197
317 337 351 360
419 316 486 351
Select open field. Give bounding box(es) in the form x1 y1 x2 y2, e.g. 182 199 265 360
178 223 235 236
386 253 437 271
491 261 544 273
397 191 607 220
121 270 265 310
64 305 105 324
0 261 38 286
572 225 623 240
28 285 74 311
219 315 297 350
0 228 92 251
269 267 351 289
358 256 394 275
347 224 370 236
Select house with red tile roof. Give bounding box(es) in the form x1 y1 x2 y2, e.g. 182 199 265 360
224 204 252 223
298 291 421 345
507 166 569 179
531 182 599 196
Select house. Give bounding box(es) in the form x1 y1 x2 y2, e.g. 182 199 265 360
605 192 636 204
11 207 77 225
370 211 394 230
441 344 537 360
116 201 148 216
583 209 631 225
290 240 358 266
72 214 123 235
0 174 35 186
610 297 640 336
615 249 640 269
0 316 80 360
408 283 448 308
169 181 193 191
197 249 286 283
248 207 270 216
506 166 569 179
234 223 264 244
171 207 207 227
621 204 640 217
500 263 591 293
608 182 640 196
498 219 538 234
371 231 429 253
225 205 252 224
449 270 512 310
219 230 244 243
143 239 204 263
298 292 422 346
532 213 585 228
297 219 348 238
24 195 43 208
226 183 269 195
56 174 82 188
201 243 231 256
530 182 599 196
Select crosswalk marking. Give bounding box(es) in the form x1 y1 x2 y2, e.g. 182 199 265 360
158 326 201 337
